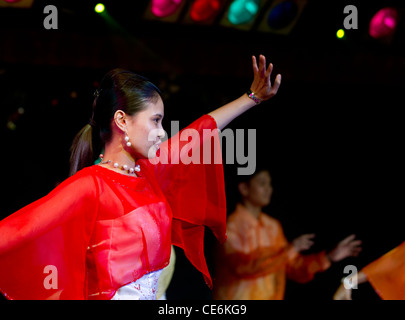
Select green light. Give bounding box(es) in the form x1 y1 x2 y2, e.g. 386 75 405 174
336 29 345 39
95 3 105 13
245 1 258 14
228 0 259 25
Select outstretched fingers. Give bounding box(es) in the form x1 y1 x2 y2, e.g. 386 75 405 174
265 62 273 79
270 74 282 96
259 54 266 77
253 55 268 74
252 55 259 74
253 54 274 80
251 54 282 100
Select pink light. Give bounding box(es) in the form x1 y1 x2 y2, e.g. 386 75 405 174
384 17 396 29
3 0 23 2
369 7 398 39
151 0 183 18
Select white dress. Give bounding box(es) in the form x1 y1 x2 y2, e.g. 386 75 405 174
111 245 176 300
111 269 163 300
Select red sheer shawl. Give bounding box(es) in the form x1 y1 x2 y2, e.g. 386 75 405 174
0 114 226 299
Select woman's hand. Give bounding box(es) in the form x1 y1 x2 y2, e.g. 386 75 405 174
208 54 282 130
250 54 282 102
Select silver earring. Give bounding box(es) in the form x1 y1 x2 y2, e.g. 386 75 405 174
125 133 132 147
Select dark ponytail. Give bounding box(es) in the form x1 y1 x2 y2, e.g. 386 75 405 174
69 124 96 176
69 68 162 176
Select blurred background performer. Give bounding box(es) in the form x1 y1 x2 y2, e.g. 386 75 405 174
213 168 362 300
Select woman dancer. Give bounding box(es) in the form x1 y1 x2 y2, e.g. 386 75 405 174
0 55 281 300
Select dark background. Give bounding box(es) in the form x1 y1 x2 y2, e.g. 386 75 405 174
0 0 403 300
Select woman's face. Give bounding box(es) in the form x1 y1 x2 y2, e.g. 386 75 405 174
125 96 165 159
243 170 273 207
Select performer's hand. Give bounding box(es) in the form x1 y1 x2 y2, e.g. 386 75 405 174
333 284 353 300
250 54 282 101
327 234 362 263
292 233 315 252
207 54 281 130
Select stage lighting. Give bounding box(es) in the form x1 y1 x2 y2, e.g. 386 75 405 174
336 29 345 39
228 0 260 25
151 0 184 18
94 3 105 13
369 7 398 40
267 0 298 29
256 0 307 35
0 0 34 8
189 0 223 23
219 0 266 31
144 0 187 23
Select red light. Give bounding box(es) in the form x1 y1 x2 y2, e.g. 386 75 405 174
190 0 222 22
369 7 398 39
151 0 183 18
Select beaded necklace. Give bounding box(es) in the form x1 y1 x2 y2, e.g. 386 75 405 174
99 154 140 175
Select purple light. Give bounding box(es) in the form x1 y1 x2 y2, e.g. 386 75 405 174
369 7 398 39
151 0 183 18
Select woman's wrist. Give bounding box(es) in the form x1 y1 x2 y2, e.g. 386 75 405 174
246 89 263 105
237 93 259 112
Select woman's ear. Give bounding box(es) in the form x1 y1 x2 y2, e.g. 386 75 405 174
113 110 127 132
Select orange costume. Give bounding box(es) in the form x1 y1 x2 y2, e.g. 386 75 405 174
362 241 405 300
213 204 331 300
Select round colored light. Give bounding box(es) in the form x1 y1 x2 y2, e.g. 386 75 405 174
190 0 222 22
267 0 298 29
95 3 105 13
228 0 259 25
336 29 345 39
151 0 183 18
369 7 398 39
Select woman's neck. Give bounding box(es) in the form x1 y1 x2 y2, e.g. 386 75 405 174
99 142 138 176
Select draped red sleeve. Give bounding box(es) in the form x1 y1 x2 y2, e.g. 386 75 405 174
140 114 227 288
0 169 99 300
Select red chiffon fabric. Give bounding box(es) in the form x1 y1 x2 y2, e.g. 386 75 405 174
0 114 226 300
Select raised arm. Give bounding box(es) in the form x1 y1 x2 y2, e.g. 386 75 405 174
208 54 282 130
